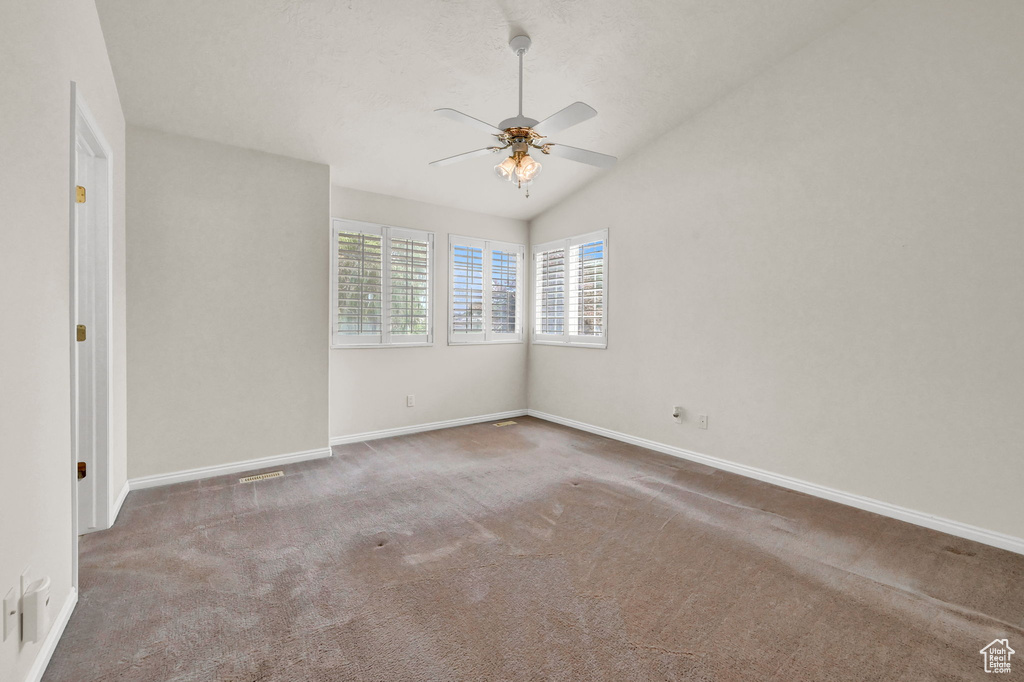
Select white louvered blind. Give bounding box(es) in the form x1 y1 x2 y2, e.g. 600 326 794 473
332 219 433 347
532 229 607 348
491 248 519 334
336 230 383 336
451 244 484 334
449 236 524 344
568 239 604 336
534 247 565 335
389 232 431 339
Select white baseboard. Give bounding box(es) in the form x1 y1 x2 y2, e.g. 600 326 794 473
109 480 130 526
24 587 77 682
527 410 1024 556
128 447 332 491
330 410 528 446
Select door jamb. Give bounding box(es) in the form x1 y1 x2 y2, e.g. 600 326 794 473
69 83 116 587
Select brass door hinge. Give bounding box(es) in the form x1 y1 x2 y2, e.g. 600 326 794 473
76 324 87 342
77 462 86 480
75 185 86 203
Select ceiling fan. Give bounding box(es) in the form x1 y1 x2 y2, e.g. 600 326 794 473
429 34 616 197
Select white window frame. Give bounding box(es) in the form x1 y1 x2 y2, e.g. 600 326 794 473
532 229 608 349
448 235 525 345
331 218 434 348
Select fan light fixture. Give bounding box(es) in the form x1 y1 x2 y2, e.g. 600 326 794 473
429 34 616 198
495 155 517 181
495 144 541 188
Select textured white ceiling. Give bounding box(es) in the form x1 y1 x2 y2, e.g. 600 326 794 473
96 0 871 220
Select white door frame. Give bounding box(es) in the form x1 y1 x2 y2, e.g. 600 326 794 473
69 83 115 587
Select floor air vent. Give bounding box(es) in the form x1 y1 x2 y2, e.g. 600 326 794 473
494 421 517 427
239 471 284 483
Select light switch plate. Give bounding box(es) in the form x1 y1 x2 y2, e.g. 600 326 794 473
3 587 16 641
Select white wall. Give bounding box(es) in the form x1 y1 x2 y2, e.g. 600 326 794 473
529 0 1024 540
0 0 127 678
127 127 330 479
330 187 529 439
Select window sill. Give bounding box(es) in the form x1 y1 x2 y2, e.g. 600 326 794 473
531 338 607 349
331 342 434 349
448 339 524 346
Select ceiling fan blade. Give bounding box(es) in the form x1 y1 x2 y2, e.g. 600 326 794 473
434 108 504 135
429 147 502 167
544 144 617 168
533 102 597 136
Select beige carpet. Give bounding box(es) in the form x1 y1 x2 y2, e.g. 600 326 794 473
45 417 1023 680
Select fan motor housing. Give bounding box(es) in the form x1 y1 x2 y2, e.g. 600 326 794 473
499 127 542 143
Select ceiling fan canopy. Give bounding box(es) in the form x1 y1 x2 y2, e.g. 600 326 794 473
430 34 616 197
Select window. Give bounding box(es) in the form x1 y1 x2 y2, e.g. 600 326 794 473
332 218 433 347
449 236 525 344
532 229 607 348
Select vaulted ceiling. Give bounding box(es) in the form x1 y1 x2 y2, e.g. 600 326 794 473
96 0 871 219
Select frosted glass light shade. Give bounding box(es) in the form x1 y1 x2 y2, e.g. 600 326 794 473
517 154 541 181
495 156 517 181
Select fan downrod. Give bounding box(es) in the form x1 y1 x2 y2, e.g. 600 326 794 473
500 34 538 130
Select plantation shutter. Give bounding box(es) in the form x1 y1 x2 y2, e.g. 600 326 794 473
568 236 604 338
532 229 607 348
449 236 524 344
534 247 565 337
451 240 485 340
389 228 431 343
332 219 433 347
490 247 520 337
335 224 384 345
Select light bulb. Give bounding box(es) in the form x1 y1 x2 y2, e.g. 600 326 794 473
494 156 517 181
516 154 542 182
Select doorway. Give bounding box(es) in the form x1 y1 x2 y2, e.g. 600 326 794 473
70 84 113 545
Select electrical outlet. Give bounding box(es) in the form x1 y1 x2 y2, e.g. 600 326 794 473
2 588 15 641
406 394 415 407
698 415 708 430
672 406 683 424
